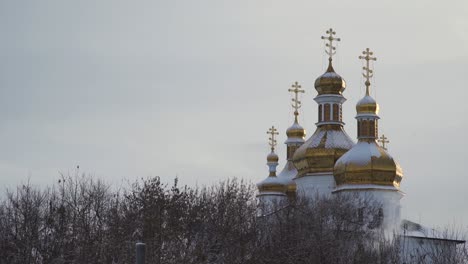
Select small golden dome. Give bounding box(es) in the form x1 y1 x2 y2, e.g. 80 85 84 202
356 95 379 115
333 141 403 187
286 121 306 139
314 63 346 95
267 152 279 163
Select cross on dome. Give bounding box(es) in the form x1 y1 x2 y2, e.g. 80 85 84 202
288 81 305 121
267 126 279 151
321 28 341 62
359 48 377 95
378 134 389 150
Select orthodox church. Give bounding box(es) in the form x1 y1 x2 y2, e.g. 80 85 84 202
256 28 464 260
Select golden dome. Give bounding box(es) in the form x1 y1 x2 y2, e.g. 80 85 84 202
292 124 354 177
267 152 279 163
257 176 288 193
356 95 379 115
333 141 403 187
286 121 306 139
314 63 346 95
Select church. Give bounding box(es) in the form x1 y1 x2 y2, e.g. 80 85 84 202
256 28 465 261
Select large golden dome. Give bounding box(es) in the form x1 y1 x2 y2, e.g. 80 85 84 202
334 141 403 187
314 63 346 95
292 124 354 177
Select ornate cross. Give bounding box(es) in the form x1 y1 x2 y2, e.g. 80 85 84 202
267 126 279 151
378 134 389 150
288 81 305 121
358 48 377 95
321 28 341 61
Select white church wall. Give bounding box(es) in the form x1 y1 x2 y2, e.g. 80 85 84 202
332 187 403 233
256 192 288 216
295 172 336 198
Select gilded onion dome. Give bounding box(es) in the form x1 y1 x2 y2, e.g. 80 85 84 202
286 121 306 140
356 95 379 115
293 125 354 176
258 150 288 193
267 151 279 163
333 48 403 188
334 141 403 187
257 126 288 195
292 29 354 177
314 63 346 95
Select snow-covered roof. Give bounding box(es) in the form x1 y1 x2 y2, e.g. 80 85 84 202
357 95 376 105
302 128 354 150
335 141 384 166
277 161 298 180
401 220 466 243
257 174 289 189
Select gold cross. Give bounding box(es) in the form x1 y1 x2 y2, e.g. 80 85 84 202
288 81 305 122
358 48 377 96
321 28 341 61
266 126 279 151
378 134 389 150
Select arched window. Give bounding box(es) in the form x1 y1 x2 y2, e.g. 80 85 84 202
324 104 330 121
318 105 322 122
369 120 375 137
359 120 366 137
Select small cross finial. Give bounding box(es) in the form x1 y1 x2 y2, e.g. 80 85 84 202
358 48 377 96
378 134 389 150
266 126 279 151
321 28 341 62
288 81 305 122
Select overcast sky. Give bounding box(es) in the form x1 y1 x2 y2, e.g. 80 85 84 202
1 0 467 228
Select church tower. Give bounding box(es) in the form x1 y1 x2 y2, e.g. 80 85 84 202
333 48 404 231
276 82 306 200
292 29 354 197
257 126 288 211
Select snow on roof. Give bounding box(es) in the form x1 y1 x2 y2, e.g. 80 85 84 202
401 219 466 243
320 71 342 79
357 95 376 105
257 174 290 187
336 141 386 166
302 128 354 150
277 161 297 180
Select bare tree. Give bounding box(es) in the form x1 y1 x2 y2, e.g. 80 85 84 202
0 174 465 264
